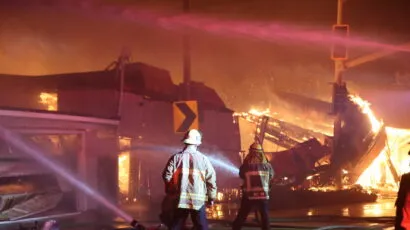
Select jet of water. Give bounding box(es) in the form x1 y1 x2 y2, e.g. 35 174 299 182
208 156 239 175
122 144 240 176
0 125 136 226
54 1 410 53
0 124 237 227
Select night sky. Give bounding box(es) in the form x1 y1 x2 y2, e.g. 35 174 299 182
1 0 410 112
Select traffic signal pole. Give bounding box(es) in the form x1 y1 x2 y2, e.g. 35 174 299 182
335 0 344 83
333 0 345 189
333 0 344 142
345 41 410 69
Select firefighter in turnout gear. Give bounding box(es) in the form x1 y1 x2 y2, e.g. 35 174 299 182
232 142 274 230
395 150 410 230
162 129 217 230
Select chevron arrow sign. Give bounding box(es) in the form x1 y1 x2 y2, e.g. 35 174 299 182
173 101 199 133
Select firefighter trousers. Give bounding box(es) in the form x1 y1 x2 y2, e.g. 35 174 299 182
232 198 270 230
170 206 208 230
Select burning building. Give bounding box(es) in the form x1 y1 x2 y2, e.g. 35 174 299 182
0 60 241 226
234 88 408 202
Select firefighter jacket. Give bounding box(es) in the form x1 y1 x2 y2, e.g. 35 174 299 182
395 172 410 229
162 149 217 210
239 162 274 200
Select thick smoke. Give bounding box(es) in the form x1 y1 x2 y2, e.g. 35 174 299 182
0 0 408 114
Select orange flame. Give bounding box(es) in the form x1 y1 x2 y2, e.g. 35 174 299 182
39 92 58 111
248 108 271 116
118 137 131 197
351 95 409 191
233 107 333 136
356 127 410 191
236 95 410 192
348 95 383 133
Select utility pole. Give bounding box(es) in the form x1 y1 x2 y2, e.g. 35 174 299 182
117 48 131 118
182 0 191 100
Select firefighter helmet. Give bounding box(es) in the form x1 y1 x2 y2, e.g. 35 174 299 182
183 129 202 145
245 142 267 164
249 142 263 152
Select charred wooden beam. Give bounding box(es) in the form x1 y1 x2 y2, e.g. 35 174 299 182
264 134 296 150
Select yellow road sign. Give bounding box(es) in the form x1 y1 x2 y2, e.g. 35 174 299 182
173 101 199 133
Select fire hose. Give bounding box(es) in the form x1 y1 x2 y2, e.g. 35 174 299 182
130 219 147 230
27 215 393 229
317 225 383 230
316 226 385 230
110 216 394 230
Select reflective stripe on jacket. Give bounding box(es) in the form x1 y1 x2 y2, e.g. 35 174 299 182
240 163 274 200
163 150 217 210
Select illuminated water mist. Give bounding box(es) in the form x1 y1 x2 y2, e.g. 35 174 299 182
123 144 240 176
0 125 134 223
57 1 410 53
208 156 240 175
0 124 238 225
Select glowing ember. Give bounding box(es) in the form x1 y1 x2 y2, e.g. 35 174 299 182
216 192 224 201
249 108 270 116
233 108 333 136
39 92 58 111
308 186 337 192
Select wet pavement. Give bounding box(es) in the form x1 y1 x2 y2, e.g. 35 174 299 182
117 197 397 229
269 198 396 218
0 197 397 229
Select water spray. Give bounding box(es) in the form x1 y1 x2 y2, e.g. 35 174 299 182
208 155 239 175
0 126 238 228
51 1 410 53
120 144 240 176
0 125 141 229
